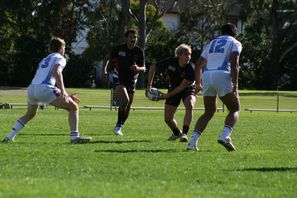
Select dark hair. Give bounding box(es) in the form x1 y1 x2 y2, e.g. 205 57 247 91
49 37 65 53
125 29 138 38
221 23 238 37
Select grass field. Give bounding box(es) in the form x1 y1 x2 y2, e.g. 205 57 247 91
1 88 297 197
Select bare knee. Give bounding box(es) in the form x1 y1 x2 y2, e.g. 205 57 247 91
66 102 79 112
204 109 216 119
164 115 174 125
25 110 37 120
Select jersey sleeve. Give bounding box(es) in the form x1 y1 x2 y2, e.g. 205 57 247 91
200 43 210 59
184 62 195 82
110 47 118 60
232 40 242 54
55 57 66 71
155 57 171 71
138 48 145 66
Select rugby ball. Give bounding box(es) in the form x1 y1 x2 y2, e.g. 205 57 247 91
146 88 161 101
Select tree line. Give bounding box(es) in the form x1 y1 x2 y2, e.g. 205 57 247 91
0 0 296 90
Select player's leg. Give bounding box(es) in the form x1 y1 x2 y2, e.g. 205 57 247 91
217 92 240 151
219 92 240 128
164 104 181 140
121 93 134 126
187 96 217 151
180 94 196 142
3 104 38 142
114 85 130 135
50 94 91 144
195 96 217 132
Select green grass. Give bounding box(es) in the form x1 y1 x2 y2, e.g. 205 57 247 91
1 88 297 197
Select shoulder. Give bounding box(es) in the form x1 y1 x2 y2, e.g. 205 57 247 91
134 45 144 52
188 61 195 69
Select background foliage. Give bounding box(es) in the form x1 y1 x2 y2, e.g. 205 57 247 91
0 0 296 90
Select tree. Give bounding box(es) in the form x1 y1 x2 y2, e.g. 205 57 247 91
240 0 297 90
0 0 94 87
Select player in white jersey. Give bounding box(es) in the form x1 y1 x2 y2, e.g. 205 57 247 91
2 37 91 144
187 23 242 151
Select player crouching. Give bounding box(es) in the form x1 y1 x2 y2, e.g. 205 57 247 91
2 37 91 144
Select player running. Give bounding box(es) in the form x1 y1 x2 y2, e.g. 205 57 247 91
187 23 242 151
103 29 146 135
2 37 92 144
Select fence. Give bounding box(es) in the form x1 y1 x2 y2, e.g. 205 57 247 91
1 88 297 113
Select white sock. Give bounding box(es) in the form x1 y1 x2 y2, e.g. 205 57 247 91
7 120 25 140
220 125 232 139
70 131 80 140
191 130 201 142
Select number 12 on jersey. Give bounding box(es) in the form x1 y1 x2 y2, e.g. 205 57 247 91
209 39 227 54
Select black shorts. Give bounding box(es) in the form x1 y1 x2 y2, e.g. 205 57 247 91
165 87 195 107
113 77 136 94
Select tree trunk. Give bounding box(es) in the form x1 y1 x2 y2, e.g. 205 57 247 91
262 0 282 90
137 0 147 88
118 0 129 44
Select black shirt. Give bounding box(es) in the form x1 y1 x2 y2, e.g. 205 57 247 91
110 44 145 87
155 57 195 90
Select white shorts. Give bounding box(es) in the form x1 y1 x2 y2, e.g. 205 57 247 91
202 71 232 97
27 84 61 105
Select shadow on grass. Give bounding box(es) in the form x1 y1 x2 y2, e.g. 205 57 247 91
89 140 152 144
231 167 297 172
95 148 179 153
19 133 68 136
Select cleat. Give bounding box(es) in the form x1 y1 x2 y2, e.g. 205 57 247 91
70 136 92 144
114 126 123 136
2 137 15 143
186 138 199 151
218 137 236 151
180 133 188 142
167 133 181 141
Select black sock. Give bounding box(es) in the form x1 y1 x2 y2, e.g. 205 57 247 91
182 125 189 134
117 109 125 126
172 128 181 136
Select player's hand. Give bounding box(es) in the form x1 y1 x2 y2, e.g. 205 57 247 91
102 72 108 82
158 93 168 100
130 62 139 73
195 84 202 95
68 93 80 104
145 86 152 98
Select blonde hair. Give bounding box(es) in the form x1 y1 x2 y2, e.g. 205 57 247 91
174 44 192 57
49 37 66 53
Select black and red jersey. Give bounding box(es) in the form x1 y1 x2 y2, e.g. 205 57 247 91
155 57 195 90
110 44 145 87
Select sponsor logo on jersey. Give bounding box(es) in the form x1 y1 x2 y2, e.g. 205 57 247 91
168 65 176 71
119 51 126 57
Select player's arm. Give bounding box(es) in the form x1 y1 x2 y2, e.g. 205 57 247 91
230 52 240 92
195 56 207 94
53 64 67 96
146 64 157 96
102 54 110 81
159 79 192 100
130 49 146 73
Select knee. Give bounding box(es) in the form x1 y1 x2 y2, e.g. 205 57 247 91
164 116 173 125
120 97 130 108
204 109 216 119
26 111 37 119
229 105 240 113
67 102 79 112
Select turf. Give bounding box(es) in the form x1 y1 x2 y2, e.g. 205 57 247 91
0 88 297 197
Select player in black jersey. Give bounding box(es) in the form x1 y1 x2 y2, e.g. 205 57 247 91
103 29 146 135
146 44 197 142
